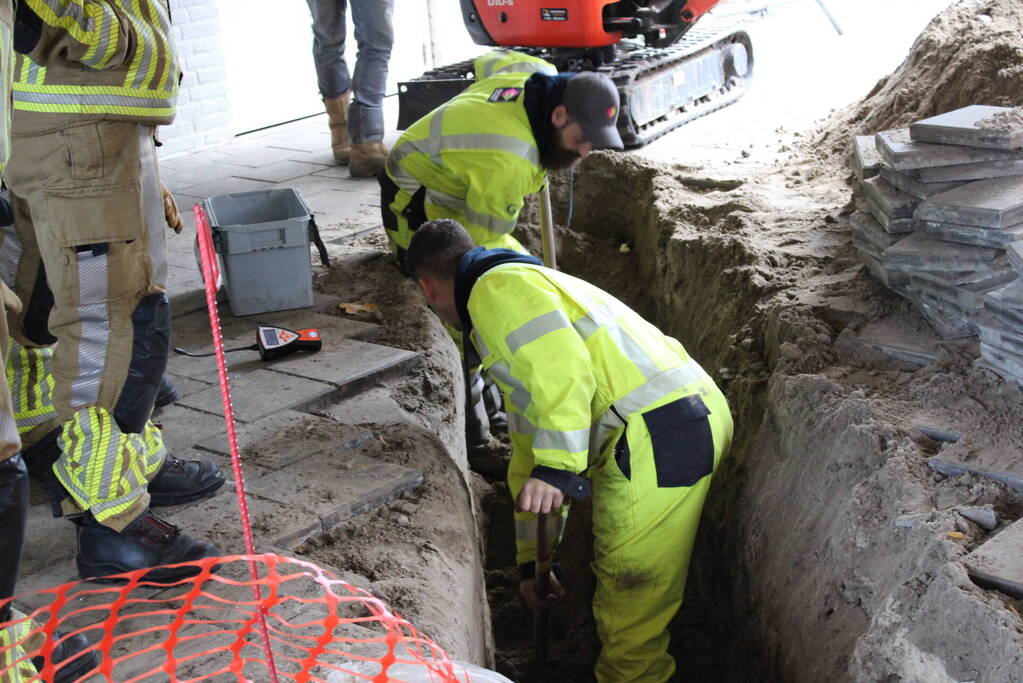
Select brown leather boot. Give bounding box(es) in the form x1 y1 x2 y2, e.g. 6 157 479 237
349 141 388 178
323 93 351 164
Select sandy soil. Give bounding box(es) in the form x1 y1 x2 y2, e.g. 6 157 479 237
295 0 1023 679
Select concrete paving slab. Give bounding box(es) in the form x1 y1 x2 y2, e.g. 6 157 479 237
915 176 1023 229
977 314 1023 356
163 487 321 551
235 160 329 184
1006 241 1023 274
875 128 1023 171
917 219 1023 249
912 290 977 339
985 286 1023 326
851 134 883 180
861 176 919 219
852 236 882 261
849 211 903 253
961 519 1018 601
910 269 1012 312
195 409 370 470
246 449 424 531
322 387 410 426
910 105 1023 150
919 158 1023 183
155 374 214 405
152 404 228 454
858 249 909 287
878 164 963 199
260 337 420 390
310 168 380 193
178 369 336 423
986 279 1023 310
883 232 1003 273
857 196 915 234
978 349 1023 387
178 176 277 201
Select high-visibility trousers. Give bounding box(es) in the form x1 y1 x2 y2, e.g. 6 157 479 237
4 122 172 530
590 385 733 682
507 382 733 682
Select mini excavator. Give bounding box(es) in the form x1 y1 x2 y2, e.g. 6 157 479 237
397 0 753 148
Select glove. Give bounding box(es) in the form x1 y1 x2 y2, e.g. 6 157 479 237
162 184 183 233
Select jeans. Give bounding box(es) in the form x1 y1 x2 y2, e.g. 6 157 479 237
306 0 395 143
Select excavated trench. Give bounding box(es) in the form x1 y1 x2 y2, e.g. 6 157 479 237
301 151 1021 680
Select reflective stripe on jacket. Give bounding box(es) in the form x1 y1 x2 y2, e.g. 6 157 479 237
13 0 177 133
468 263 715 475
385 67 548 247
474 48 557 80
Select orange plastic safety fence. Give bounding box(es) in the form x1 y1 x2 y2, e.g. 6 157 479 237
0 554 466 682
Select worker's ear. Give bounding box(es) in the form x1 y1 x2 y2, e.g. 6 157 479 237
418 277 440 305
551 104 569 128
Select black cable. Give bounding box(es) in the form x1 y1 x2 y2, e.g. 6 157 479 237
172 344 257 358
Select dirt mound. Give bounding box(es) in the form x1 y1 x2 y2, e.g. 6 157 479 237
814 0 1023 157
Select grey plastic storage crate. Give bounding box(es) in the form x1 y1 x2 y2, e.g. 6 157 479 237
203 188 314 316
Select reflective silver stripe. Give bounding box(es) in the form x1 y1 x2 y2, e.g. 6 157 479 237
13 90 174 110
572 302 618 339
40 0 94 33
487 360 531 414
464 205 518 235
71 255 110 407
90 465 146 518
473 331 490 358
506 310 571 354
614 362 707 417
95 411 122 499
390 132 540 169
26 61 42 86
130 15 155 89
515 519 537 542
428 102 449 165
506 410 532 436
533 426 590 454
139 127 167 286
82 5 113 68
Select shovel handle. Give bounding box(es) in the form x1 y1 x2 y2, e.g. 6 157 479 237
534 512 554 664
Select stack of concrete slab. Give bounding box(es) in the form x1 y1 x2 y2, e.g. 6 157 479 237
977 241 1023 384
848 105 1023 340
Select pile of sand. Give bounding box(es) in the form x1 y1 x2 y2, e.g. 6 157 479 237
815 0 1023 156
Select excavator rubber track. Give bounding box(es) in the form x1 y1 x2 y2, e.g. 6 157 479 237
602 26 753 147
395 24 753 149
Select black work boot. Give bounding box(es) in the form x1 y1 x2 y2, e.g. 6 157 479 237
33 631 101 682
154 375 179 409
76 510 221 584
148 454 225 507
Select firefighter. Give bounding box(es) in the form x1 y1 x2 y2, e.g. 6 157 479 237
406 219 734 682
3 0 224 586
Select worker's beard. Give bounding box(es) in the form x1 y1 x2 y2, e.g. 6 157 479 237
541 124 581 171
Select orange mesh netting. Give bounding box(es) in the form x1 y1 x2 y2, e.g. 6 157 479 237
0 553 464 682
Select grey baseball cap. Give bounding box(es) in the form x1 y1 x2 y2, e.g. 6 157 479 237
562 71 624 150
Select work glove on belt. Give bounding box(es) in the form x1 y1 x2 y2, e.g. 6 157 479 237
162 184 183 233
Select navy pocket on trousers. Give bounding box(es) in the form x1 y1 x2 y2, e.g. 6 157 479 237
642 394 714 488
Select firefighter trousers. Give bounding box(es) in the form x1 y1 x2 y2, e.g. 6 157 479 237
3 122 171 530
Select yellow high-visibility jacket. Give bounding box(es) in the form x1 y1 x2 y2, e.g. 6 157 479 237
462 257 725 564
473 48 557 80
12 0 178 134
385 54 552 250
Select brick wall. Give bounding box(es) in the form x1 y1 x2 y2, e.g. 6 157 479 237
159 0 234 158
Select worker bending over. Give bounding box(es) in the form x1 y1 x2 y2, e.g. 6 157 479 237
406 219 734 682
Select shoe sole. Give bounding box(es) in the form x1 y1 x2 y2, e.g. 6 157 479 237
77 561 204 585
149 475 226 507
41 649 101 683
